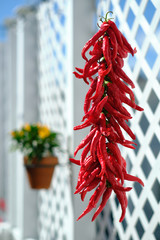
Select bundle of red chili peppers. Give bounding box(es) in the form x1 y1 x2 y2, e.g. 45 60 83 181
71 13 144 222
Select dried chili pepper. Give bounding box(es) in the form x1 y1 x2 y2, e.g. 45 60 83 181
81 178 100 201
107 27 118 60
72 12 144 223
92 187 112 221
81 22 109 61
102 35 112 67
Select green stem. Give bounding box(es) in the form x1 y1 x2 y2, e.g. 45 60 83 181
104 11 114 22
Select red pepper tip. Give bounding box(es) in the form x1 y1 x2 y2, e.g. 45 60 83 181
91 215 96 222
119 217 124 223
133 47 137 54
141 180 144 187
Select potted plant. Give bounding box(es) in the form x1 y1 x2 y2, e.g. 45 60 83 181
10 123 60 189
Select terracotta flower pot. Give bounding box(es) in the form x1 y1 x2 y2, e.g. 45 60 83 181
24 156 58 189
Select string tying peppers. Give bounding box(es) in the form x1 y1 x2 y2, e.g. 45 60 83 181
71 12 144 222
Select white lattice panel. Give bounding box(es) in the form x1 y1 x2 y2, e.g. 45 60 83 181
37 0 73 239
95 0 160 239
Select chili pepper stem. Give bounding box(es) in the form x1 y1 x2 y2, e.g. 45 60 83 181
104 11 114 22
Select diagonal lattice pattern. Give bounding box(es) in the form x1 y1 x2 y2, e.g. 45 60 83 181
95 0 160 239
37 0 73 239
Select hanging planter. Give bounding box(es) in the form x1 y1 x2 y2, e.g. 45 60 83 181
10 123 60 190
24 156 58 189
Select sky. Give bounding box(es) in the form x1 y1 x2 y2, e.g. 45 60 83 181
0 0 28 23
0 0 39 39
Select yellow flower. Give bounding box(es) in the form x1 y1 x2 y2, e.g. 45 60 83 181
11 131 16 137
37 122 41 128
38 126 50 139
24 123 31 131
19 130 24 137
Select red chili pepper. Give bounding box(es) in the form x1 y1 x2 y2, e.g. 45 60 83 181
99 136 121 179
117 44 128 58
97 141 108 177
92 188 112 221
82 96 105 123
109 70 135 102
82 155 94 171
84 79 97 114
75 167 100 194
104 101 132 120
83 54 102 83
99 113 111 137
89 39 103 56
107 126 121 143
113 61 135 89
107 27 118 60
80 142 91 165
124 172 144 186
95 96 108 116
118 139 136 149
81 161 99 183
114 190 127 222
76 199 94 221
90 130 101 161
73 71 84 79
115 55 124 68
107 114 125 141
75 67 83 73
114 116 136 140
107 95 132 119
92 85 105 107
114 185 132 192
73 65 98 82
106 170 131 193
121 33 135 56
82 105 96 123
82 91 105 122
76 161 96 189
69 158 80 165
81 160 100 179
108 20 124 48
74 127 98 156
87 65 99 77
122 157 127 170
119 93 143 111
109 155 124 184
99 112 107 127
82 22 109 61
98 63 112 77
91 75 105 100
102 35 112 67
73 119 91 130
106 142 123 167
73 15 144 222
81 178 100 201
91 176 106 207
